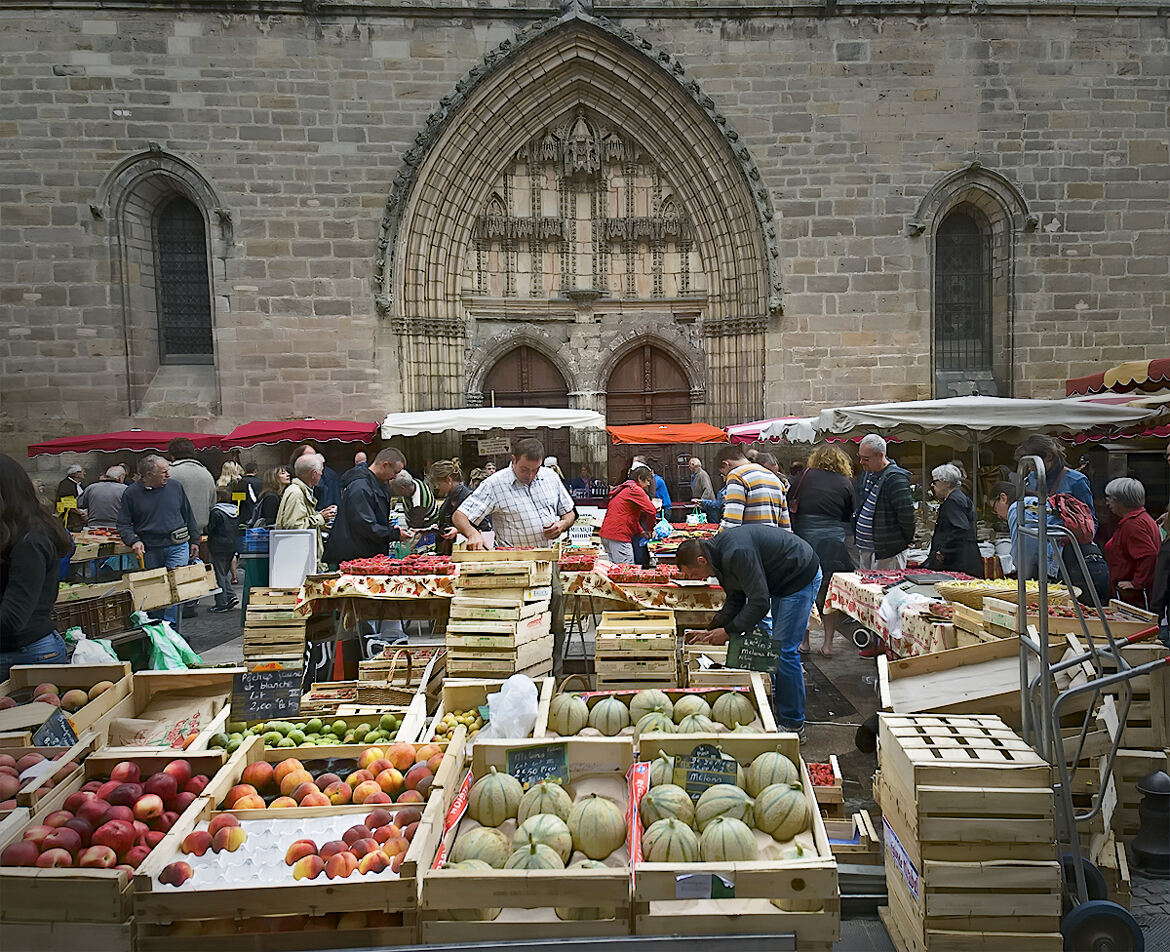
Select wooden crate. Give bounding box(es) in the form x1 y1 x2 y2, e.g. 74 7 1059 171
1088 831 1131 909
0 661 132 738
982 597 1157 641
545 674 778 739
630 733 839 945
358 644 446 688
418 736 635 940
1 918 136 951
448 598 548 622
1110 747 1169 838
0 748 225 925
811 754 845 819
126 567 173 611
425 676 554 744
596 609 675 635
824 811 882 866
8 732 100 818
445 607 552 649
1088 640 1169 749
134 729 467 949
950 603 986 637
171 563 215 602
595 610 679 688
446 634 553 678
452 545 559 562
684 645 770 694
454 560 552 589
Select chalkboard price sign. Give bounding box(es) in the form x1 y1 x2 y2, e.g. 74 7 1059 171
231 665 303 721
725 628 781 673
506 742 569 790
33 709 79 747
676 743 739 800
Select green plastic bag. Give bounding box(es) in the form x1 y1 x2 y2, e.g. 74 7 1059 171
131 611 203 670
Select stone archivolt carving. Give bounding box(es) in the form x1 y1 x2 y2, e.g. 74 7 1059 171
466 109 705 302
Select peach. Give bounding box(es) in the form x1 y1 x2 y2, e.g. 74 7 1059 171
403 763 433 791
36 848 74 868
76 798 110 827
124 844 151 868
0 776 21 799
231 794 266 810
159 861 194 886
349 837 380 859
43 809 73 829
300 792 331 807
53 760 78 780
358 747 384 770
325 851 359 879
43 827 82 857
87 680 114 700
373 824 401 845
414 743 441 764
183 775 209 796
291 781 320 803
92 819 136 858
171 791 197 813
96 780 120 802
114 864 136 875
22 825 54 848
108 761 140 784
145 831 166 848
279 769 314 798
240 761 274 791
285 839 317 866
323 781 352 805
143 773 178 802
62 817 93 846
390 851 406 874
78 845 117 868
364 809 393 829
81 780 103 793
393 805 422 829
384 743 416 771
343 824 372 846
415 775 434 799
375 768 403 796
396 789 425 805
318 840 349 860
207 813 240 836
107 783 143 807
0 799 17 810
403 821 420 841
315 772 342 789
380 834 409 859
0 765 16 777
357 850 390 875
366 759 393 777
63 790 97 814
151 810 178 833
351 780 382 804
272 758 304 786
181 830 213 856
364 792 393 805
0 754 13 769
211 826 247 853
292 854 325 881
162 759 192 788
34 692 61 707
105 806 134 825
223 783 258 808
0 697 15 711
134 794 165 821
1 841 40 866
426 752 444 774
33 682 58 699
269 796 298 809
61 689 89 711
345 769 374 787
15 753 46 773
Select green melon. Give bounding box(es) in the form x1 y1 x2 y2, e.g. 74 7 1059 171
731 723 756 733
642 817 700 862
712 692 756 730
745 749 799 797
549 693 589 736
451 826 511 869
517 780 573 824
442 860 501 920
555 860 616 920
635 711 675 735
630 689 674 723
638 783 696 829
753 782 810 841
468 765 523 826
676 713 716 734
512 812 573 862
695 783 754 831
672 694 712 723
504 841 565 870
648 751 676 787
568 793 627 859
699 815 758 862
588 696 631 736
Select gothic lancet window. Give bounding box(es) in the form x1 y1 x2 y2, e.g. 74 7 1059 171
155 196 214 363
934 209 993 384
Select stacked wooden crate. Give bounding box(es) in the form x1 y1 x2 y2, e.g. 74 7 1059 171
446 560 553 677
877 713 1062 952
242 587 330 665
594 610 678 689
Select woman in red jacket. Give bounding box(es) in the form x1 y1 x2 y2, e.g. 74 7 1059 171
1104 477 1161 607
600 465 657 564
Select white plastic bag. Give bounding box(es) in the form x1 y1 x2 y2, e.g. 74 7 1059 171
69 627 120 665
877 588 935 647
473 674 539 745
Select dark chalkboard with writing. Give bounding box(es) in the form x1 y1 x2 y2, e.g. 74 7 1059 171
506 742 569 790
232 666 302 721
725 627 781 673
676 743 739 800
32 709 79 747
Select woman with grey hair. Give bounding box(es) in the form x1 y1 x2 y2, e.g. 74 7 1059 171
1104 477 1160 606
923 463 982 576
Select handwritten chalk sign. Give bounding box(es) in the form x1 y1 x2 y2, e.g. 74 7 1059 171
33 708 79 747
506 742 569 790
231 665 303 721
726 627 781 673
676 743 739 801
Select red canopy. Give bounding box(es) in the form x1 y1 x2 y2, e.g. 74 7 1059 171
1066 357 1170 396
28 430 223 458
219 419 379 449
607 423 729 445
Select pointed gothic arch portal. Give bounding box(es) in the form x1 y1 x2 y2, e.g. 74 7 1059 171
482 346 570 409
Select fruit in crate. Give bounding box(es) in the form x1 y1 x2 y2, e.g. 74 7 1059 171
440 860 502 921
451 826 511 869
638 783 695 828
753 783 810 841
207 713 404 751
642 817 700 863
504 841 565 870
711 692 755 730
630 689 674 723
699 815 758 861
548 693 589 736
555 859 617 921
745 749 799 797
588 696 631 736
512 813 573 862
673 695 712 722
467 766 522 826
676 713 716 734
568 794 627 860
635 711 675 735
695 784 754 831
648 751 675 787
433 709 483 741
517 780 573 824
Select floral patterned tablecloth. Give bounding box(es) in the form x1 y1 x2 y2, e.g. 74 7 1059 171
563 562 725 614
295 573 457 618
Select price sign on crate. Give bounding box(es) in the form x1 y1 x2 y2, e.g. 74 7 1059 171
506 742 569 789
725 627 781 673
33 708 79 747
677 743 739 800
232 664 303 721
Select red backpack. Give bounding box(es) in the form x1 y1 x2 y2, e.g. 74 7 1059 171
1047 493 1096 545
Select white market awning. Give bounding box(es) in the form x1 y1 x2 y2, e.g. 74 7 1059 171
380 407 606 439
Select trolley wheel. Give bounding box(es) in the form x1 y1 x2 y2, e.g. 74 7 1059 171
1060 853 1109 909
851 625 872 649
1061 900 1144 952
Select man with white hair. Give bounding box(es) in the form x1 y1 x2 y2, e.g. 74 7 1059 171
55 463 86 530
79 465 128 529
688 456 716 502
276 454 336 566
853 434 915 572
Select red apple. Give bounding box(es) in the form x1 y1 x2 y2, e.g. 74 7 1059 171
132 820 151 842
107 783 143 808
92 819 136 858
64 790 97 814
105 805 134 825
183 775 209 796
81 780 103 794
109 761 140 784
133 794 164 821
142 773 178 802
96 780 120 802
124 844 151 868
21 825 54 848
36 848 73 868
78 845 117 868
42 809 74 829
76 798 110 827
1 841 40 866
62 817 94 846
145 831 165 848
43 827 82 857
162 760 192 788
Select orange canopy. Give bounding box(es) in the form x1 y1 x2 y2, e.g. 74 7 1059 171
607 423 729 445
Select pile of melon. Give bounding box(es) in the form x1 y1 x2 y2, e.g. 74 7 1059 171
638 747 813 867
548 689 760 738
441 767 628 922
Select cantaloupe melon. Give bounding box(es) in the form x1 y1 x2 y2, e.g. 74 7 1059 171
753 782 810 841
745 749 799 797
638 783 695 828
568 793 627 859
699 815 758 861
588 696 631 736
504 841 565 869
695 783 754 831
517 780 573 824
711 691 756 730
672 694 712 723
648 751 675 787
451 826 511 868
630 689 674 723
635 711 675 735
468 765 523 826
549 693 589 736
512 812 573 862
676 712 716 733
641 817 700 862
555 860 616 920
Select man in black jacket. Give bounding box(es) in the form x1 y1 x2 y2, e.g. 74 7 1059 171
677 525 821 738
853 434 916 571
323 449 416 566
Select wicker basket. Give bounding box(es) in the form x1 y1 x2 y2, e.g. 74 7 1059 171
52 590 133 638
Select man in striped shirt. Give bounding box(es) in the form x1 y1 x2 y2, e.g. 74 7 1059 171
717 446 791 532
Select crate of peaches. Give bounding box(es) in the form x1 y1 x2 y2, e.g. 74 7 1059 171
132 729 468 948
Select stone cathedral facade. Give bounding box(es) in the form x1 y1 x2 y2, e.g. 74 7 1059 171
1 1 1166 471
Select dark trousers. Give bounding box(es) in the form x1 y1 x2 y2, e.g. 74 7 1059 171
209 549 237 607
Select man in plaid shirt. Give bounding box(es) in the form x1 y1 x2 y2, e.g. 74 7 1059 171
453 438 577 676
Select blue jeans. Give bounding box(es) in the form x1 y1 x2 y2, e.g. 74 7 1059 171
144 543 190 625
768 569 822 731
0 631 69 681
